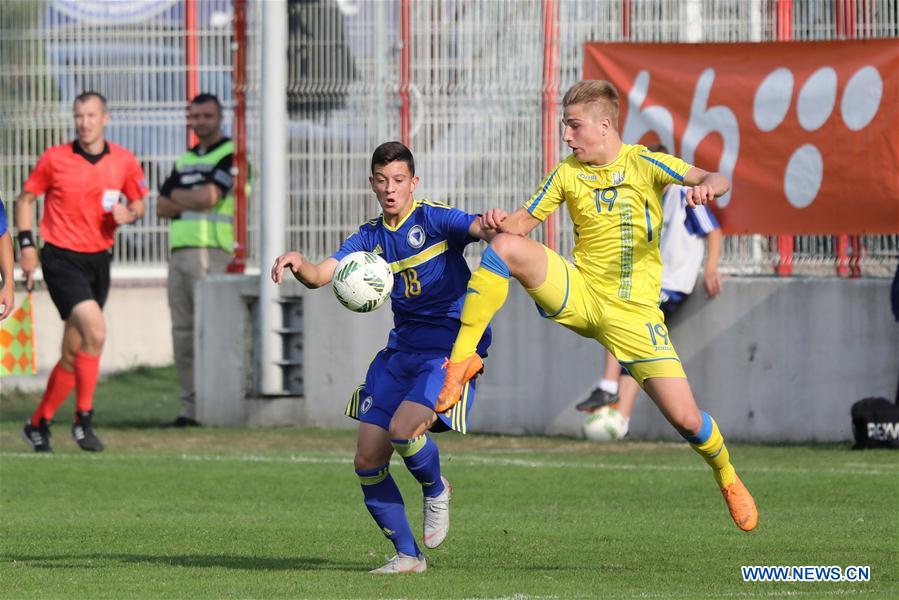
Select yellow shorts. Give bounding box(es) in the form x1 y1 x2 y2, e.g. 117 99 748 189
526 246 685 385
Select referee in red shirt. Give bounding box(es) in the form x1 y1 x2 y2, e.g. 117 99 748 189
16 91 148 453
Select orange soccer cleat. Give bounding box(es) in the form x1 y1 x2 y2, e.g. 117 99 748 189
435 354 484 413
721 473 759 531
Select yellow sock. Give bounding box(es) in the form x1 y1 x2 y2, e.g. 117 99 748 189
687 412 736 489
449 248 510 362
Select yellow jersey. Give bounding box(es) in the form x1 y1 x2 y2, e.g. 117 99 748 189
524 144 693 307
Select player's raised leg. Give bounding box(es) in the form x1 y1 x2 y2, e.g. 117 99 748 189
642 377 758 531
355 422 426 573
438 233 548 411
390 401 450 549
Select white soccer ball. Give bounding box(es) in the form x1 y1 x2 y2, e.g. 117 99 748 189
332 251 394 313
583 406 628 442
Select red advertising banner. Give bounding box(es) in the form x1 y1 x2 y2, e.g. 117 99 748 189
584 41 899 234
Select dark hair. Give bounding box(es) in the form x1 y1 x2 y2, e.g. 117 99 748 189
371 141 415 176
190 93 223 112
74 91 107 109
647 143 669 154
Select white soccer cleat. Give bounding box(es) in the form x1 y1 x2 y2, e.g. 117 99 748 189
369 553 427 574
422 476 451 549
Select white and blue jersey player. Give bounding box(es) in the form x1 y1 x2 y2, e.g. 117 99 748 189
271 142 499 574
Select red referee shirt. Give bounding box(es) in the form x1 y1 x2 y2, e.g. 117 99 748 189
23 141 149 253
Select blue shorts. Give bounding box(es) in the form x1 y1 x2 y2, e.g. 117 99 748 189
344 348 478 434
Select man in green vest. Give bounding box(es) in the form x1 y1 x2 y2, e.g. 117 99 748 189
157 93 236 427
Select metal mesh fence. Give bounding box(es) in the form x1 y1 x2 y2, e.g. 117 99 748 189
0 0 239 277
275 0 899 277
1 0 896 279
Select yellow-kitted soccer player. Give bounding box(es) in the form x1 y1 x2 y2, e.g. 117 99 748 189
437 80 757 532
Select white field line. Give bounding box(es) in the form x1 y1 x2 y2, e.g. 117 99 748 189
473 588 874 600
0 450 895 477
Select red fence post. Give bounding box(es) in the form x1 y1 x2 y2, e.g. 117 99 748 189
849 235 862 278
399 0 411 146
228 0 248 273
185 0 199 148
775 0 793 276
621 0 631 40
836 234 849 276
835 0 862 277
542 0 559 251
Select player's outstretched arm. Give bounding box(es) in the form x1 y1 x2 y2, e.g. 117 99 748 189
496 207 542 236
468 208 509 241
271 252 338 289
682 168 730 207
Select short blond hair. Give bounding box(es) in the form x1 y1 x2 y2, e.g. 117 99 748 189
562 80 619 125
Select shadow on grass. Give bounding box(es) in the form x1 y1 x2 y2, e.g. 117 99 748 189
4 553 364 572
6 553 605 574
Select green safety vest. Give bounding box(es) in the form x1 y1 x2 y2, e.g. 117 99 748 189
169 139 241 252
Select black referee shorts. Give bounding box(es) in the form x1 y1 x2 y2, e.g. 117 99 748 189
41 243 112 320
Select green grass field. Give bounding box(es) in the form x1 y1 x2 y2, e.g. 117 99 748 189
1 366 897 599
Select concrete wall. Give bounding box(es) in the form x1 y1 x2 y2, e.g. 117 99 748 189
624 278 898 442
1 282 172 390
8 274 889 443
195 275 897 442
193 275 395 426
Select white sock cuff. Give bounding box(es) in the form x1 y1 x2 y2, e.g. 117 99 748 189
599 379 619 395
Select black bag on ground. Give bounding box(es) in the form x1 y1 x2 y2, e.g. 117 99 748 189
850 397 899 449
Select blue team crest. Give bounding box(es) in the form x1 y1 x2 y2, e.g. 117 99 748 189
407 225 426 248
360 396 373 414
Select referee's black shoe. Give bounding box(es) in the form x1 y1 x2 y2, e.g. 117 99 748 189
22 419 53 453
72 411 104 452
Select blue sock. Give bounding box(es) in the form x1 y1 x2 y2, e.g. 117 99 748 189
356 465 420 556
391 435 446 498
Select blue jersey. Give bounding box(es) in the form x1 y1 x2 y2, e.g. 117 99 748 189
332 199 491 356
0 199 7 236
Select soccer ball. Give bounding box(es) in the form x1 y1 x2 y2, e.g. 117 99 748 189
332 251 394 313
583 406 628 442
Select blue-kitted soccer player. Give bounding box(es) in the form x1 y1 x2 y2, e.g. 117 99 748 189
271 141 498 574
0 198 15 320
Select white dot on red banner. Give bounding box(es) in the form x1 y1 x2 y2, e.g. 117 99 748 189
754 65 884 210
753 68 793 132
841 66 883 131
784 144 823 209
797 67 837 132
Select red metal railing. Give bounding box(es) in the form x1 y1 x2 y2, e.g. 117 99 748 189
835 0 862 278
542 0 559 250
228 0 248 273
774 0 793 276
399 0 411 146
184 0 199 148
